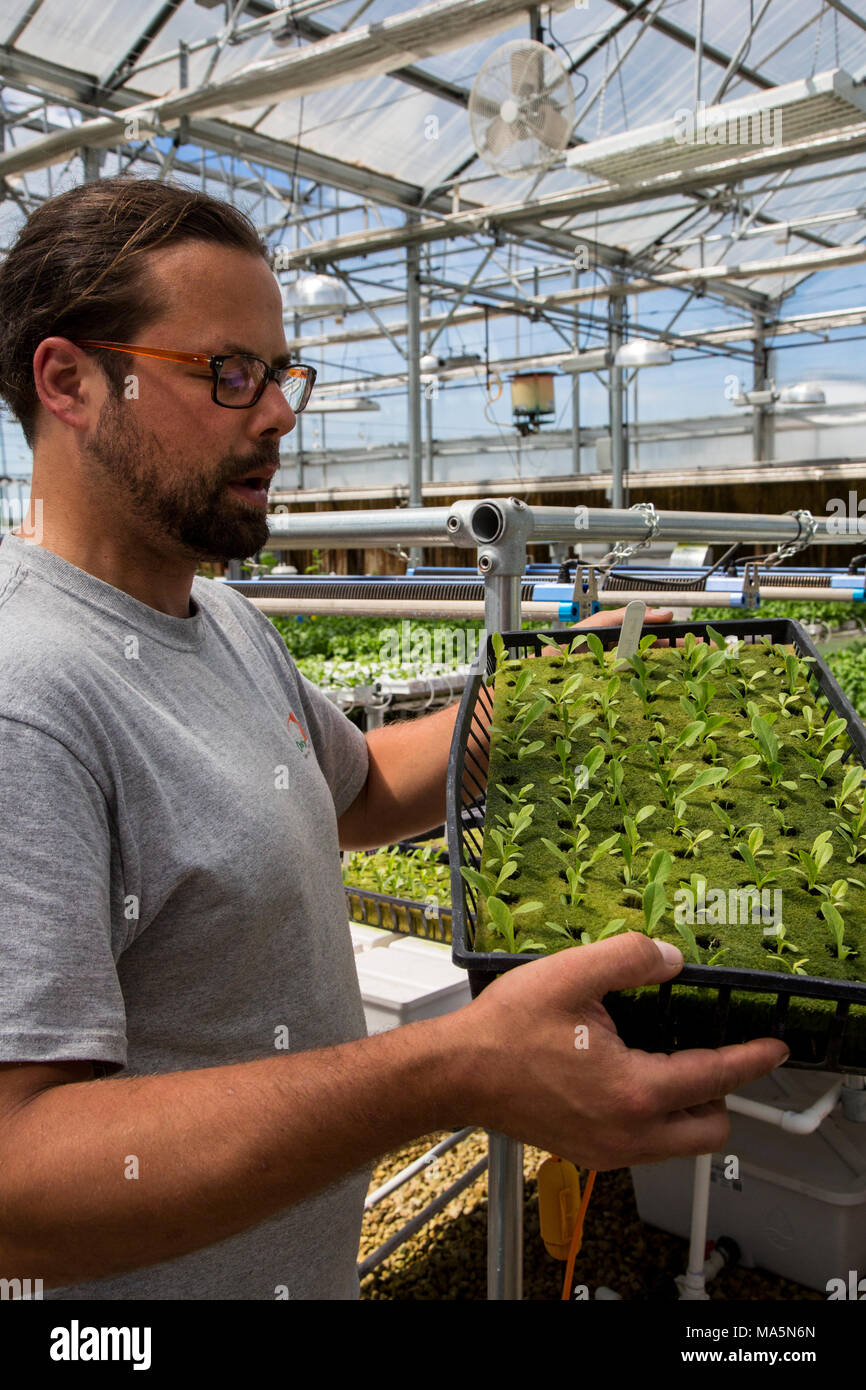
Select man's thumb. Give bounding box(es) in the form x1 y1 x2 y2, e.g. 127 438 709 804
571 931 683 998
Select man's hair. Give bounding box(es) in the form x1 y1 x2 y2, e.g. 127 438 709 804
0 176 268 446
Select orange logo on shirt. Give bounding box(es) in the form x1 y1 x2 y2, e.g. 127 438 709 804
287 712 309 752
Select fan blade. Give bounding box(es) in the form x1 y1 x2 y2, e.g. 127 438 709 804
524 101 571 151
471 95 503 123
511 45 545 98
484 116 518 159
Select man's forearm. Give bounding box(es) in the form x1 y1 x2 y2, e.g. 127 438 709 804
340 695 491 850
0 1018 469 1289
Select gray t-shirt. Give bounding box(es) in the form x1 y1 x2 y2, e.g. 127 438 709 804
0 532 372 1299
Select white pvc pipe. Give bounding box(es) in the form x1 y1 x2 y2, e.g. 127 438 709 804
244 589 863 619
727 1080 842 1134
679 1153 713 1300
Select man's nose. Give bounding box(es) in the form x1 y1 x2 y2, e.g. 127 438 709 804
253 379 296 437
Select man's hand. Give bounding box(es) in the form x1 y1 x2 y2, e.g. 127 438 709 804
445 932 788 1170
541 604 674 657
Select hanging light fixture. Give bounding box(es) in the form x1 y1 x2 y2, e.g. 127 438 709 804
614 338 672 368
778 382 827 406
283 273 350 320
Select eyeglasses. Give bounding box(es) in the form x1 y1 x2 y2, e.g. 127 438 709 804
75 341 317 412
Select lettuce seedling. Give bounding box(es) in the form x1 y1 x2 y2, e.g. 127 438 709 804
820 900 856 961
486 895 544 952
749 713 797 789
733 826 779 890
641 849 673 936
763 921 809 974
583 631 610 674
828 765 866 813
616 806 657 883
790 829 834 890
799 746 846 789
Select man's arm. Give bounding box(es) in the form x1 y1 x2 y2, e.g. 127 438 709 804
0 934 788 1289
337 699 465 850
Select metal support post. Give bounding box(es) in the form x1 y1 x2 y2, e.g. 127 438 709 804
752 311 771 462
469 496 532 1300
571 265 581 477
294 310 304 490
406 226 423 566
609 277 626 509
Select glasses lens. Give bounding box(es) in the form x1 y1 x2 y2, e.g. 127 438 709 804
279 366 314 413
217 356 266 406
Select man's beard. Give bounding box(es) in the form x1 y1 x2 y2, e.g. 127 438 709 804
83 393 276 561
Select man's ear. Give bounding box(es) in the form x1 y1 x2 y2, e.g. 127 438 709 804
32 337 103 435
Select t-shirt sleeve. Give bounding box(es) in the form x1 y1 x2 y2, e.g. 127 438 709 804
292 667 370 818
0 719 127 1070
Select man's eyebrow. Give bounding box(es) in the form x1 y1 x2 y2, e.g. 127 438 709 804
218 342 292 368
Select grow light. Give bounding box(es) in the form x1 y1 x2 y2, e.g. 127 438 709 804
566 70 866 186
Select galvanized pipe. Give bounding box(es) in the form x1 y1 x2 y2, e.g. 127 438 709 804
266 501 865 550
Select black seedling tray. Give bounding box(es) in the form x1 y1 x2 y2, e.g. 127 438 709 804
446 618 866 1071
344 884 452 943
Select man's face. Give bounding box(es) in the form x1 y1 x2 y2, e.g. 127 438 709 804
80 241 296 562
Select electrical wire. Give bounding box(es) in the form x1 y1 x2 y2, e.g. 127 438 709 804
561 1167 597 1300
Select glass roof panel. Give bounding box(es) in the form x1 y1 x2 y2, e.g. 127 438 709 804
12 0 168 78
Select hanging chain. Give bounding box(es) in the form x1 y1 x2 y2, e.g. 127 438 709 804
765 508 818 566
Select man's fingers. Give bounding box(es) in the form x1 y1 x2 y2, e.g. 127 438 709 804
633 1037 790 1114
639 1099 732 1162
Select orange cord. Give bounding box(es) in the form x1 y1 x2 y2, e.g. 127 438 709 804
560 1167 597 1301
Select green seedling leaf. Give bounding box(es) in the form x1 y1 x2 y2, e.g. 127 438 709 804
486 897 515 951
673 919 702 964
642 880 668 936
647 849 673 884
583 745 606 779
460 865 495 898
541 837 571 867
544 920 576 939
584 632 606 668
675 721 705 749
728 754 761 778
517 739 545 761
597 918 627 939
635 805 656 825
751 713 779 767
512 668 533 702
680 766 727 798
511 900 544 916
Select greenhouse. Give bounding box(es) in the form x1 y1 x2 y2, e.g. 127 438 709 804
1 0 866 1342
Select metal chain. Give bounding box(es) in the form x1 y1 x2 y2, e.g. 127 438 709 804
597 501 661 573
766 508 818 566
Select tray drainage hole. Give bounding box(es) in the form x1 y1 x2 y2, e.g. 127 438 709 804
774 797 788 809
558 840 571 852
718 800 735 811
549 676 563 685
501 775 518 785
701 754 715 765
557 818 571 831
823 798 836 809
780 825 797 837
558 870 569 883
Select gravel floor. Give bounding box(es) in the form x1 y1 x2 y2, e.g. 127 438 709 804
359 1132 823 1301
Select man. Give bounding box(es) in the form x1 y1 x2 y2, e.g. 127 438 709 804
0 177 787 1301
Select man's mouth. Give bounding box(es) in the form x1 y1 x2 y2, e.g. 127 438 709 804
226 468 276 507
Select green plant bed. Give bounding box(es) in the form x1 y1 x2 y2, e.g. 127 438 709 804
464 625 866 1066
